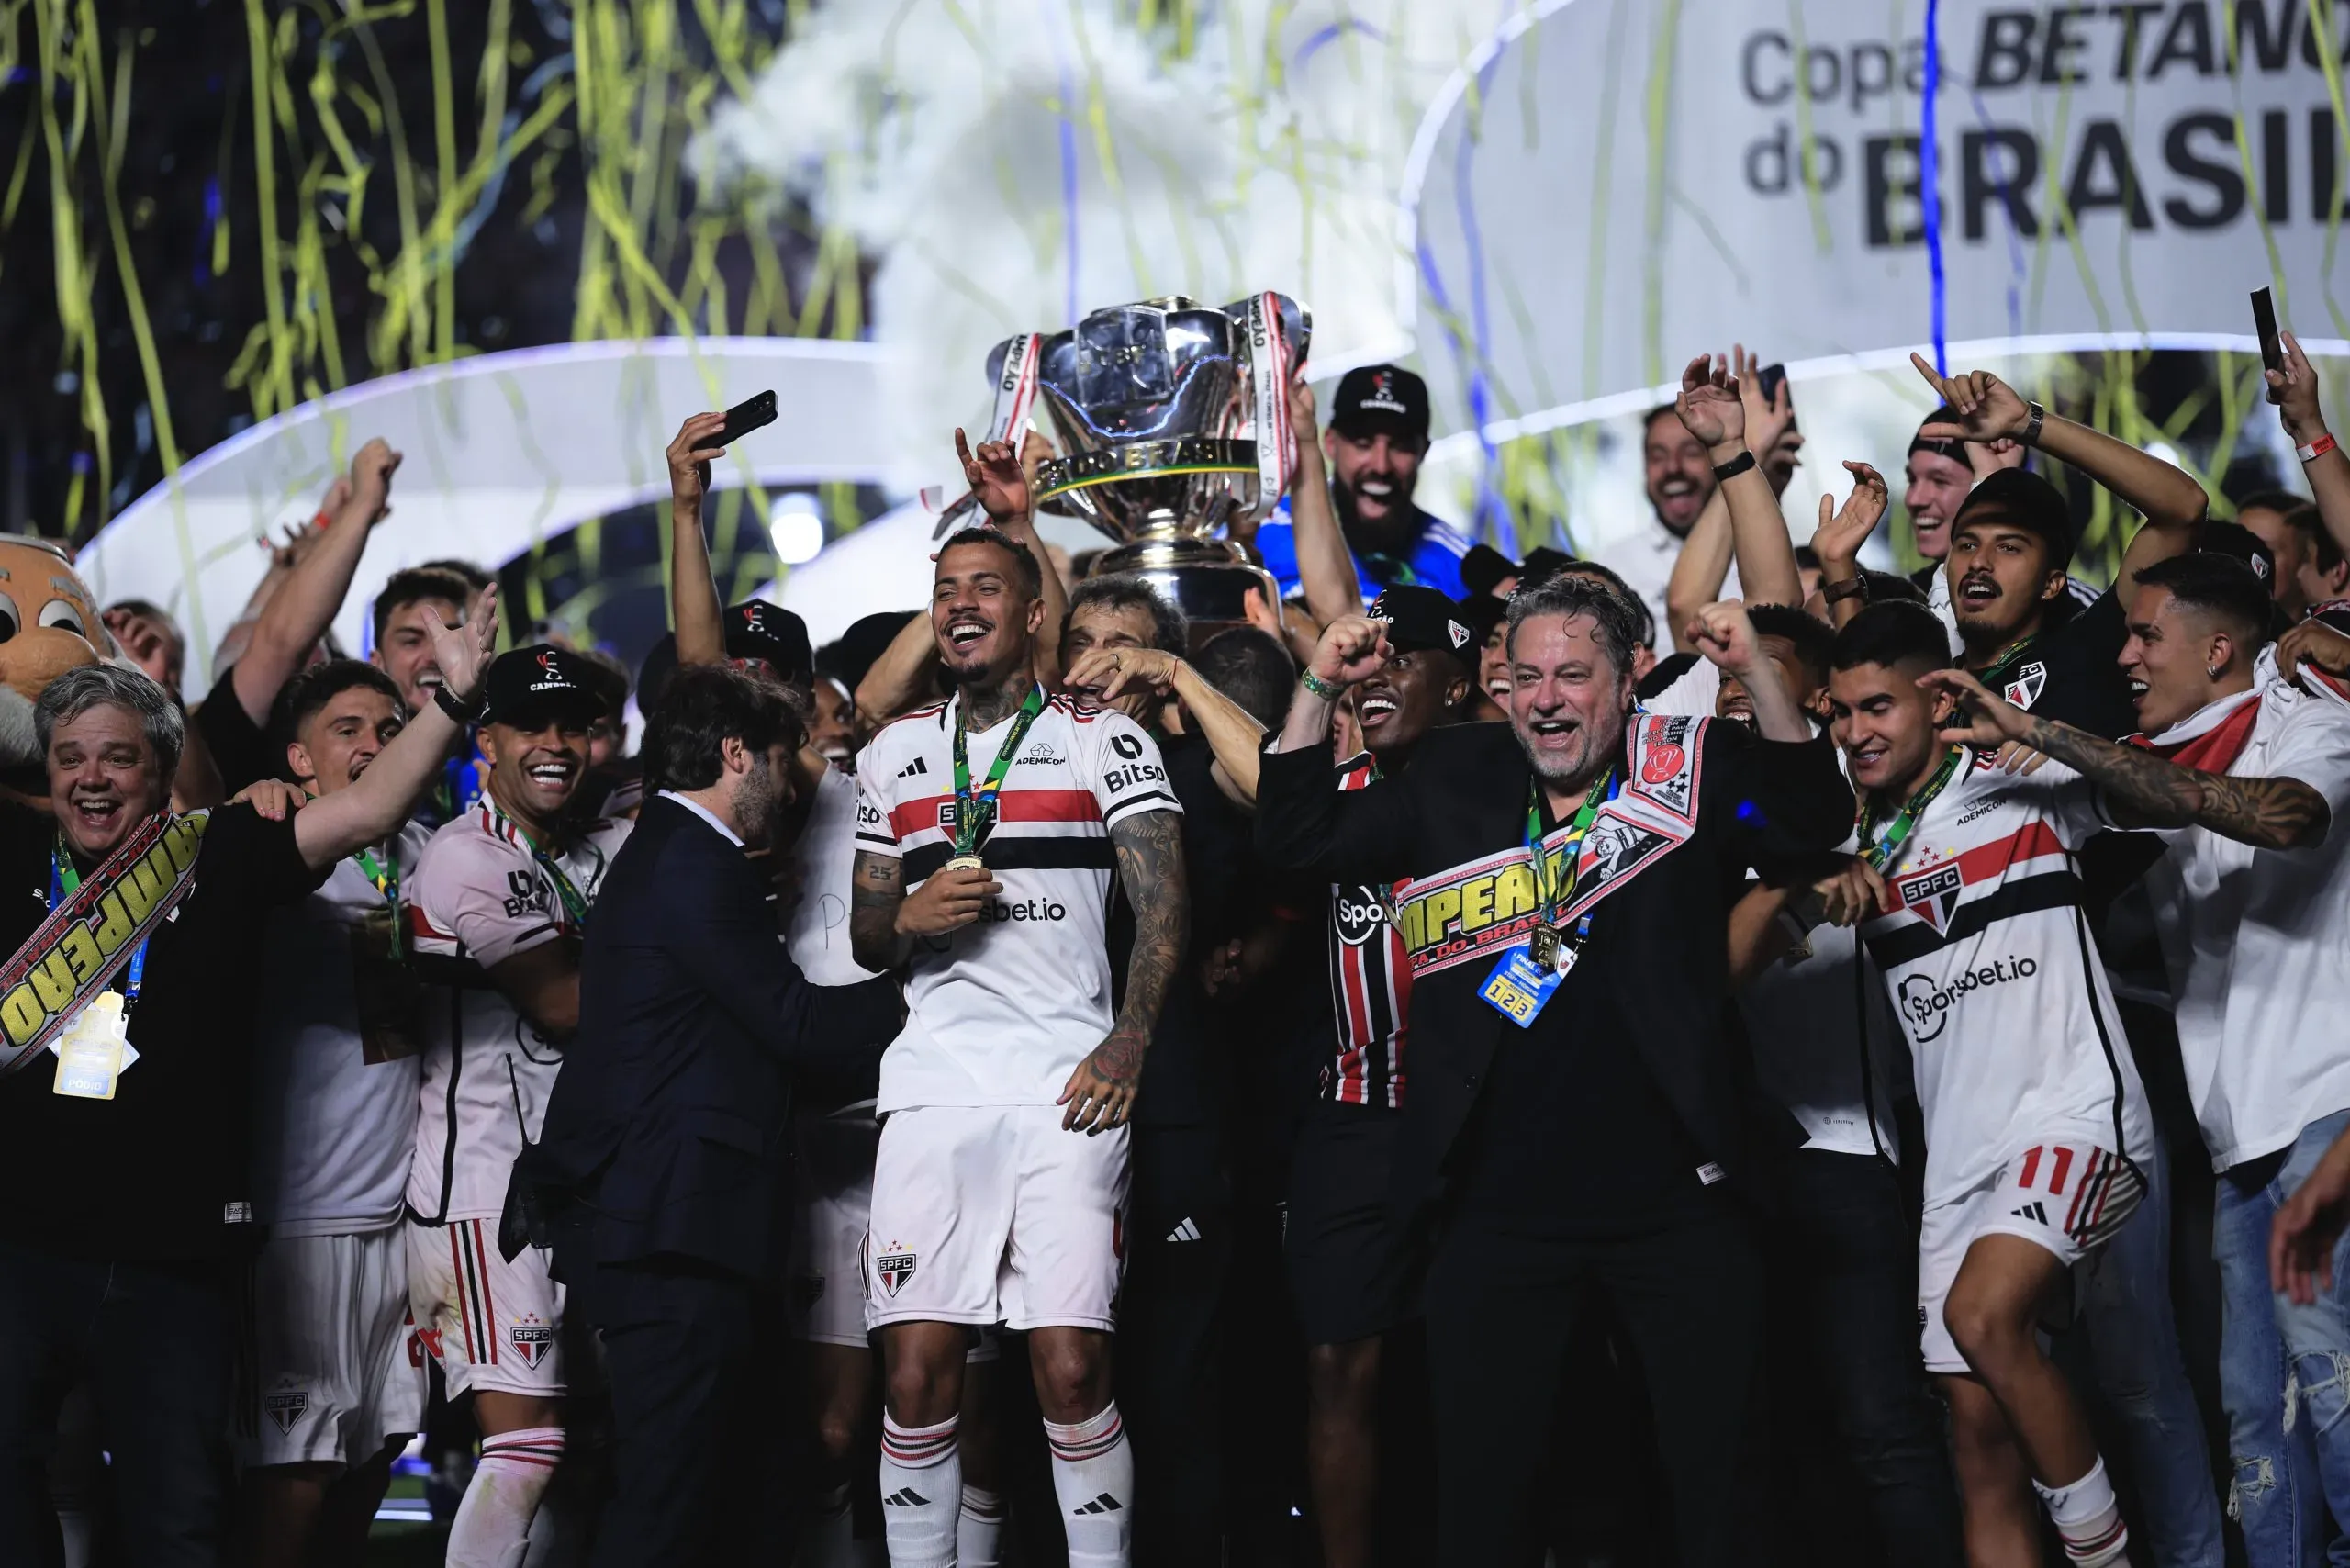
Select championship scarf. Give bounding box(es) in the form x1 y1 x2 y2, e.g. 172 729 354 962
0 811 208 1079
935 331 1045 537
1390 714 1705 978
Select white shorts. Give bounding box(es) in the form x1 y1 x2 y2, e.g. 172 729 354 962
788 1112 881 1348
1919 1140 2145 1374
239 1226 427 1469
865 1103 1129 1334
407 1216 566 1398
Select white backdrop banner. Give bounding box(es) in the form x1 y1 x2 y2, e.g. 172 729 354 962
1407 0 2350 443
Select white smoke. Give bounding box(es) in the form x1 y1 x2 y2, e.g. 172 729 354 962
693 0 1526 488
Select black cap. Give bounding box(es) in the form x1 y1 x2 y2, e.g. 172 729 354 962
1369 586 1474 662
1459 543 1573 601
482 644 610 726
1909 406 1969 465
1330 364 1430 443
725 599 812 685
827 610 923 694
1955 468 2074 567
2195 519 2277 588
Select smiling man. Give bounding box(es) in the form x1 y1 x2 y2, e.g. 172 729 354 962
851 526 1188 1568
1255 575 1849 1563
403 644 632 1568
0 595 496 1565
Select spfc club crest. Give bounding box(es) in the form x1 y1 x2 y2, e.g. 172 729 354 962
1895 863 1965 930
875 1246 917 1297
263 1388 309 1437
2004 660 2048 710
509 1316 555 1370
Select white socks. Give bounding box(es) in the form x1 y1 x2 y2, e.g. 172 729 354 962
805 1478 887 1566
446 1425 564 1568
879 1412 961 1568
2035 1456 2132 1568
1044 1403 1134 1567
957 1484 1004 1567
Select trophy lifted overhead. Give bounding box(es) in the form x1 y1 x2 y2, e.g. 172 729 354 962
969 292 1311 624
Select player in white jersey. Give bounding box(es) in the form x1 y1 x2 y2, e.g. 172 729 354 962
405 644 630 1568
1826 602 2153 1568
240 662 432 1568
1926 554 2350 1567
850 523 1187 1568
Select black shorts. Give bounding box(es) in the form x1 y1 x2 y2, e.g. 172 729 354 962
1284 1103 1409 1346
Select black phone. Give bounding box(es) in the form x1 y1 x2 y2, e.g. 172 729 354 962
714 389 778 447
2253 287 2283 384
1755 362 1790 408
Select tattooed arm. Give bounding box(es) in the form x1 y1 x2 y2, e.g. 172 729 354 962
1917 668 2331 850
848 850 911 973
1059 809 1189 1135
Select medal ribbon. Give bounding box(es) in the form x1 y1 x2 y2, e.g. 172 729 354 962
950 685 1047 860
1526 768 1617 928
1856 745 1963 873
1976 633 2039 695
351 843 408 964
51 842 148 1012
493 807 593 930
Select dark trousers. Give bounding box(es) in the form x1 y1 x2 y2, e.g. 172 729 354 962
0 1238 234 1568
1768 1148 1964 1567
1116 1121 1231 1567
1424 1202 1762 1567
580 1259 795 1568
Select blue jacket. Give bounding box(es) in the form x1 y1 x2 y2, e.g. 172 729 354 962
1250 500 1472 601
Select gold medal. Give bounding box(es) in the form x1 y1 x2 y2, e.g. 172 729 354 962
52 992 130 1101
1528 922 1561 970
943 854 986 873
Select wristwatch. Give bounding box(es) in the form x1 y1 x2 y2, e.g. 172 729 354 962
2020 400 2046 448
1821 576 1868 604
435 686 487 723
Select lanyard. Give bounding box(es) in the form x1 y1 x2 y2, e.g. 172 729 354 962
493 808 593 930
1856 746 1963 873
50 839 147 1014
949 684 1046 859
1526 768 1617 925
1976 633 2039 690
352 844 398 907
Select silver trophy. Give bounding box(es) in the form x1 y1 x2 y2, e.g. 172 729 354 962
979 293 1311 624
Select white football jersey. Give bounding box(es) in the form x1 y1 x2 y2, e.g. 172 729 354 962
405 801 630 1221
1859 753 2153 1205
2137 678 2350 1170
791 765 880 990
250 823 435 1236
854 690 1181 1113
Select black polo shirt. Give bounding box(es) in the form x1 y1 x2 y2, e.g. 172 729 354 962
0 803 327 1260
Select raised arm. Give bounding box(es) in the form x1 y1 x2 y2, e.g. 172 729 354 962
2269 330 2350 568
1919 666 2329 849
293 587 498 868
1255 615 1421 882
1808 461 1892 629
1670 353 1804 625
1685 599 1809 743
1663 490 1734 652
972 428 1070 691
1062 644 1269 803
229 440 399 722
1908 353 2208 575
1285 375 1365 629
1058 806 1188 1134
666 412 732 667
854 611 943 728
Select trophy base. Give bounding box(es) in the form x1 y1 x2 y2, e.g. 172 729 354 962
1094 538 1279 630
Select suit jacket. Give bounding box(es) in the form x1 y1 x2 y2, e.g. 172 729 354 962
530 795 901 1284
1254 716 1851 1233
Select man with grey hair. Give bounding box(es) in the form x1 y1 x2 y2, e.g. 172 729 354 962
1254 575 1851 1564
0 592 499 1565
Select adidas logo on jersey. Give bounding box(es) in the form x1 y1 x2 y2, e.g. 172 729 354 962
1165 1216 1203 1243
898 756 931 778
2009 1200 2051 1226
1073 1492 1125 1516
883 1487 931 1507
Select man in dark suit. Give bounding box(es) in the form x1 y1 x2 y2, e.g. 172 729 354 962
527 664 901 1567
1255 576 1852 1564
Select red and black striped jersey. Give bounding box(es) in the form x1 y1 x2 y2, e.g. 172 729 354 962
1321 753 1411 1109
